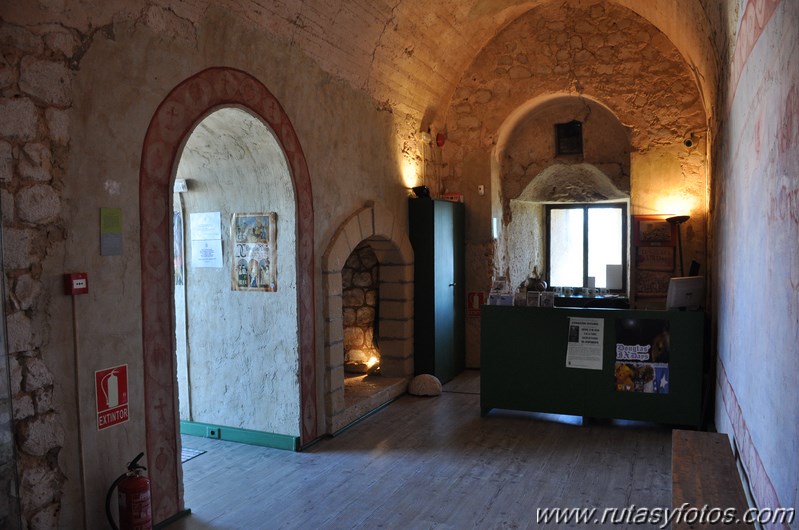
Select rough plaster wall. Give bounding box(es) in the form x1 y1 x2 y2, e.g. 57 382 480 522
714 0 799 522
178 108 299 436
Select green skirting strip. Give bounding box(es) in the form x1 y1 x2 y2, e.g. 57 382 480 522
180 420 299 451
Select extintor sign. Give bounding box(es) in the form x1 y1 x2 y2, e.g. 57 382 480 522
95 365 129 431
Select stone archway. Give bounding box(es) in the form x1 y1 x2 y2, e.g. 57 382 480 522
322 202 414 433
139 67 316 523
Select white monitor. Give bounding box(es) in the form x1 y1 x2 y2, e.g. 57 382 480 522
666 276 704 310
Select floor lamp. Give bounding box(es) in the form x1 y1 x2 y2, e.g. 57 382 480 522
666 215 690 276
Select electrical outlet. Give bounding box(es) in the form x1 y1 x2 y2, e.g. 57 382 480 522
205 426 221 439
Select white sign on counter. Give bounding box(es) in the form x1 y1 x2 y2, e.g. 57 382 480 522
565 317 604 370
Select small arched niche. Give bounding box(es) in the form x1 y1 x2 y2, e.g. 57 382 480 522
498 96 631 289
322 202 414 434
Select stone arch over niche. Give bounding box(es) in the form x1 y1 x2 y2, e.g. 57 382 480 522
139 67 316 523
322 201 414 434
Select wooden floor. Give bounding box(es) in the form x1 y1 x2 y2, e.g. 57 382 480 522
168 371 672 529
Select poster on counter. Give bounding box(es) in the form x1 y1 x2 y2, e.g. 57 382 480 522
614 318 670 393
231 212 277 292
565 317 604 370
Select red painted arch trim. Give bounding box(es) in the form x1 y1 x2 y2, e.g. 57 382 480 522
139 67 316 523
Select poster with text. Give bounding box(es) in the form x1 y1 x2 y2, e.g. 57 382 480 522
565 317 604 370
615 318 670 393
231 212 277 291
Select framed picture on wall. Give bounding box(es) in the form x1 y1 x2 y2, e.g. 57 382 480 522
231 212 278 292
634 216 676 247
635 270 671 298
636 246 675 272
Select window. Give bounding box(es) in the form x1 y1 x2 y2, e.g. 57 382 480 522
546 203 627 290
555 120 583 155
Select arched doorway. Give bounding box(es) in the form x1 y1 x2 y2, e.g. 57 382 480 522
139 67 316 523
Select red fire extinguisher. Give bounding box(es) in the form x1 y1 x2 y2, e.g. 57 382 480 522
105 452 153 530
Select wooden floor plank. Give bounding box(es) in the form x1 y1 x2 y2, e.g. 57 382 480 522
169 373 672 529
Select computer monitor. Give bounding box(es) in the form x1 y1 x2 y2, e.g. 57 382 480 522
666 276 704 310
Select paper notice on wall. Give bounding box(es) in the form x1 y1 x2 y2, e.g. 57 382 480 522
190 212 221 241
565 317 604 370
191 239 223 268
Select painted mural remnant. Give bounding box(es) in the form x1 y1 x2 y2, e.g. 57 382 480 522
232 212 278 291
615 319 670 394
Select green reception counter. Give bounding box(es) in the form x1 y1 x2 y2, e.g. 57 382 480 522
480 305 705 427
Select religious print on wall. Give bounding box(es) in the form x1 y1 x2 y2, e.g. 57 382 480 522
231 212 277 292
614 318 670 394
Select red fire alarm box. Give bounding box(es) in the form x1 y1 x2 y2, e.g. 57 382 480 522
65 273 88 295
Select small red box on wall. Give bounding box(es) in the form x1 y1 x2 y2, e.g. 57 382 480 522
64 272 88 295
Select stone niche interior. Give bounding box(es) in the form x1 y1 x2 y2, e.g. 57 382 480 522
342 242 381 374
322 203 415 434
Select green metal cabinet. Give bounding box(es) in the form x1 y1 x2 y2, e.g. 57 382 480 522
408 198 465 384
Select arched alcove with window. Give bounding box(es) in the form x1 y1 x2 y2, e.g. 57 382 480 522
496 96 632 291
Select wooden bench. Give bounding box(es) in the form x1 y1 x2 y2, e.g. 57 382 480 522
672 429 753 529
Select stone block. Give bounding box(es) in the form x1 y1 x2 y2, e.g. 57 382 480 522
19 143 53 182
325 340 343 367
324 230 351 272
19 57 72 106
326 387 344 416
355 306 375 325
377 337 413 360
30 502 61 530
343 214 364 248
380 264 413 283
20 463 60 509
12 274 42 311
379 281 413 301
17 184 61 224
329 365 344 389
13 394 34 420
24 356 54 392
44 29 79 58
378 356 413 378
34 387 54 414
378 300 407 320
357 207 374 238
323 271 342 297
0 98 39 141
9 355 22 394
344 327 364 348
0 24 44 55
373 205 393 238
18 412 64 456
408 374 442 396
3 228 38 269
1 188 14 224
379 318 413 339
325 317 343 344
0 141 12 182
7 311 38 353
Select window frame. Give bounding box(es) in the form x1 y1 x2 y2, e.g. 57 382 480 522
545 202 628 292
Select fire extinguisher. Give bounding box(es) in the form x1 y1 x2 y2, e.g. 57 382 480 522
105 452 153 530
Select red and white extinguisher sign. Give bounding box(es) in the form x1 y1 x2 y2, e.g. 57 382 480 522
95 364 129 430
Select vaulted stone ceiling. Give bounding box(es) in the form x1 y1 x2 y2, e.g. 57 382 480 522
4 0 718 126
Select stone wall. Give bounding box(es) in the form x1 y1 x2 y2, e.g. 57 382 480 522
342 243 380 372
0 21 77 528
